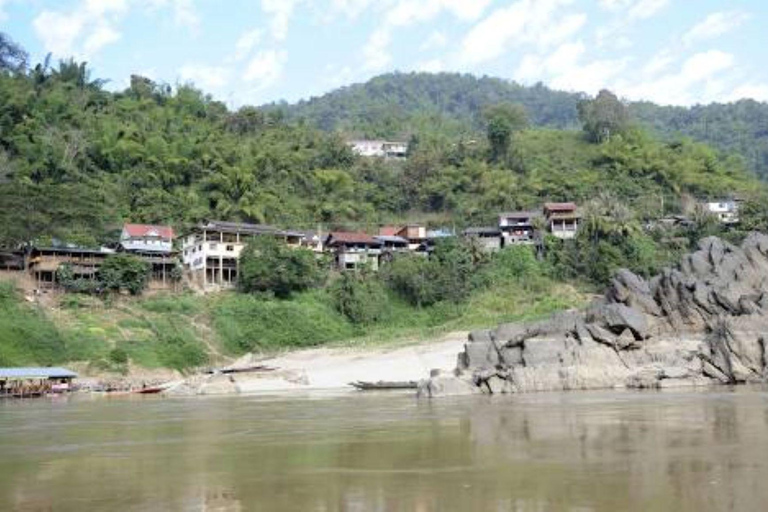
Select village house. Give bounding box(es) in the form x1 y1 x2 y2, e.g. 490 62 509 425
544 202 581 239
295 229 325 253
463 227 503 252
119 223 177 290
182 221 303 290
705 200 739 225
374 234 409 264
348 140 408 159
28 246 114 289
324 231 382 271
498 211 538 246
396 225 427 250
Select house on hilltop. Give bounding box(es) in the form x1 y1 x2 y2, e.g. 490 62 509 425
704 199 739 225
348 140 408 159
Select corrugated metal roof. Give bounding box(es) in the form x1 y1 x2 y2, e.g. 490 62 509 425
0 367 78 379
374 235 409 244
499 211 540 219
325 232 382 246
198 221 304 239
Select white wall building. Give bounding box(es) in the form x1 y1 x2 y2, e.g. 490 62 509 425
348 140 408 159
705 200 739 224
182 221 303 290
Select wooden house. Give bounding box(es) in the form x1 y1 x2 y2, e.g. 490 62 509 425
544 202 581 239
396 225 427 251
28 246 114 289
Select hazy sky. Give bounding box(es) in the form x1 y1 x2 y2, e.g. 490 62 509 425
1 0 766 107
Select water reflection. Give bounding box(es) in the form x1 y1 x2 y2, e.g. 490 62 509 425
1 388 768 511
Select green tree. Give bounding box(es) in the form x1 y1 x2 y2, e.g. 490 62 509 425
483 102 529 162
578 89 630 143
238 236 325 298
98 254 151 295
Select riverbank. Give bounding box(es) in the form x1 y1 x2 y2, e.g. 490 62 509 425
164 331 468 395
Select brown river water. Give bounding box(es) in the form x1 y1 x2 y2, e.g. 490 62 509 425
2 387 768 512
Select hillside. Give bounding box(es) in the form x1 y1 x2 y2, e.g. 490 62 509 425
264 72 768 179
0 63 760 246
1 39 768 374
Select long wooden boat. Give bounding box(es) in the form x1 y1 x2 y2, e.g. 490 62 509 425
205 365 277 375
133 386 165 394
349 380 419 391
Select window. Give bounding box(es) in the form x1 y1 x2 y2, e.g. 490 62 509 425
226 245 234 252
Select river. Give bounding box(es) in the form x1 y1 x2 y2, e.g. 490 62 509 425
1 387 768 511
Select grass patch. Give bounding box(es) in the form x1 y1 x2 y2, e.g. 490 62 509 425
213 290 354 354
138 293 201 315
0 282 67 366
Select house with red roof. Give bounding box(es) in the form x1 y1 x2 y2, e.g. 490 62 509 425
120 223 177 290
120 224 175 254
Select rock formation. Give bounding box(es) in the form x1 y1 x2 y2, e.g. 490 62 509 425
418 234 768 397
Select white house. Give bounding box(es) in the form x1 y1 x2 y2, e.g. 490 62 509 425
119 224 178 289
182 221 303 290
705 200 739 225
120 224 174 254
348 140 408 159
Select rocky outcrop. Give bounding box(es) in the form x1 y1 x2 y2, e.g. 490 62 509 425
419 234 768 397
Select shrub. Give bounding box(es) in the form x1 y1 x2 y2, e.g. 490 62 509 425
382 238 481 307
98 254 151 295
213 292 353 353
238 236 326 298
330 272 390 325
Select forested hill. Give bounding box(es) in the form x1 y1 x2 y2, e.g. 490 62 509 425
264 72 768 179
265 73 584 135
0 31 766 250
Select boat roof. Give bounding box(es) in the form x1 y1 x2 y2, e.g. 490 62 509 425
0 367 78 379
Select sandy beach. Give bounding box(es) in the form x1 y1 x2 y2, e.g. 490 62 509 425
183 332 468 395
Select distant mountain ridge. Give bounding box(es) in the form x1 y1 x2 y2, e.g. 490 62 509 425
262 72 768 179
